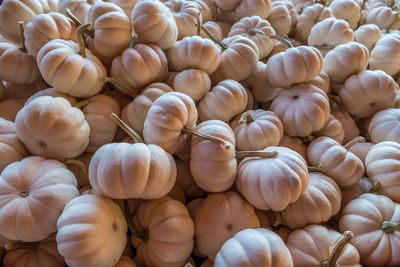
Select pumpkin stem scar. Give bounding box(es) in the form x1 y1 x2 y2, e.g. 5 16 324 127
343 136 365 150
65 8 82 28
182 126 231 149
381 221 400 233
200 25 228 50
5 240 40 250
111 113 143 143
77 23 92 58
321 231 353 267
123 199 149 242
235 150 278 159
105 77 139 98
368 181 381 193
239 111 254 124
248 28 265 36
270 35 293 48
18 21 27 53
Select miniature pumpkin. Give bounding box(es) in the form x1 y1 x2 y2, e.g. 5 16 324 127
368 108 400 143
176 159 206 199
353 24 381 50
200 21 223 40
365 6 400 30
313 114 345 144
58 0 99 24
267 1 292 36
173 69 211 101
348 142 373 166
0 99 25 122
331 103 360 144
278 134 307 160
25 87 78 106
370 33 400 76
329 0 360 29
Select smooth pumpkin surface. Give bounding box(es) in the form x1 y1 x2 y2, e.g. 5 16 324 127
369 108 400 144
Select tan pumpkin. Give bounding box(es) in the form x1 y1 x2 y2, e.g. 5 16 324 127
348 141 373 166
1 80 46 101
0 99 24 122
108 0 137 18
176 159 205 199
57 194 127 267
271 84 330 137
369 108 400 143
0 118 28 173
339 193 400 266
267 1 292 36
167 36 220 75
58 0 99 24
230 109 283 151
194 191 260 261
0 156 78 242
83 94 120 152
339 70 397 118
305 70 330 93
278 134 307 160
313 114 345 144
25 87 78 106
354 24 381 50
110 43 168 93
331 103 360 144
86 2 132 65
189 0 217 22
173 69 211 101
15 96 90 161
115 256 137 267
215 228 293 267
131 0 178 50
329 0 360 29
199 21 223 40
4 233 65 267
167 183 186 203
236 146 309 211
131 196 194 267
307 136 364 187
370 33 400 75
24 12 77 58
198 79 248 122
265 46 323 88
281 172 342 229
366 6 400 30
323 42 369 85
287 225 361 267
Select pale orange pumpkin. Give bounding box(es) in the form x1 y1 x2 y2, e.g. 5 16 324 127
176 159 206 199
58 0 99 24
0 99 24 122
329 0 360 29
331 103 360 144
353 24 381 50
370 33 400 76
366 6 400 30
267 1 292 36
348 141 373 166
313 114 344 144
278 134 307 160
173 69 211 101
369 108 400 143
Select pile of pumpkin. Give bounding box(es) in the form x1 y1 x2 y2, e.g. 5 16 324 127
0 0 400 266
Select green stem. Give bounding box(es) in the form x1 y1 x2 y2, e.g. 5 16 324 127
386 13 400 33
239 111 254 124
18 21 27 53
105 77 139 98
65 8 81 27
248 28 265 36
368 181 381 193
182 126 231 150
195 12 201 36
344 136 365 150
321 231 353 267
76 23 91 58
200 25 227 50
308 166 321 172
270 35 293 48
5 241 40 250
111 113 143 143
382 221 400 233
129 35 135 48
123 199 149 242
236 150 278 159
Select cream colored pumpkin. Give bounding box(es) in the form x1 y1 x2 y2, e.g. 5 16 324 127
236 146 309 211
167 36 220 75
25 87 78 106
4 233 65 267
287 225 361 267
58 0 100 24
83 94 120 152
348 142 373 166
329 0 360 29
339 193 400 266
194 191 260 261
278 134 307 160
24 12 77 58
15 96 90 161
313 114 345 144
265 46 323 88
0 41 41 85
86 2 132 65
173 69 211 101
0 0 57 42
323 42 369 85
366 6 400 30
200 21 223 40
0 156 78 242
121 82 173 136
131 0 178 50
176 159 205 199
271 84 330 137
108 0 137 18
331 103 360 144
215 228 293 267
190 120 236 192
89 142 176 199
230 109 283 151
281 172 342 229
369 108 400 143
198 80 248 122
132 196 194 267
339 70 397 118
37 39 106 98
267 1 292 36
354 24 381 50
57 194 127 267
307 136 364 187
305 70 330 93
0 99 24 122
189 0 217 22
370 33 400 76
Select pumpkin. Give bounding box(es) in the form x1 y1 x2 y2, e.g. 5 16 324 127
58 0 99 24
339 193 400 266
198 79 248 122
0 99 25 122
265 46 323 88
323 42 369 85
313 114 345 144
366 6 400 30
131 196 194 267
194 191 260 261
365 141 400 202
278 134 307 160
115 256 137 267
370 33 400 76
189 0 217 22
108 0 137 18
167 35 220 75
305 71 330 93
200 21 223 40
1 81 46 101
173 69 211 101
83 94 120 152
24 12 77 58
271 84 330 137
281 172 342 229
369 108 400 143
230 109 283 151
228 15 275 59
236 146 309 211
348 141 373 166
331 103 360 144
131 0 178 50
287 225 360 267
214 228 293 267
25 87 78 106
0 118 29 173
218 0 272 21
57 194 127 267
353 24 381 50
0 0 57 42
0 156 78 242
329 0 360 29
86 2 132 65
307 136 364 187
339 70 397 118
121 82 173 136
176 159 205 199
267 1 292 36
4 233 65 267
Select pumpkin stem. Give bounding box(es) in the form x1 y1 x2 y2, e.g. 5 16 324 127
73 99 89 109
105 77 139 98
65 8 82 27
239 111 254 124
18 21 27 53
300 135 315 144
328 93 346 113
272 211 282 227
360 0 367 9
79 184 93 194
321 231 353 267
129 35 136 48
386 13 400 33
248 28 265 36
65 159 88 179
76 23 91 58
87 0 94 4
184 264 194 267
270 35 293 48
382 221 400 233
235 150 278 159
195 12 201 36
343 136 365 150
5 241 40 250
200 25 228 50
123 199 149 242
182 126 231 150
368 181 382 193
111 113 143 143
307 166 321 172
